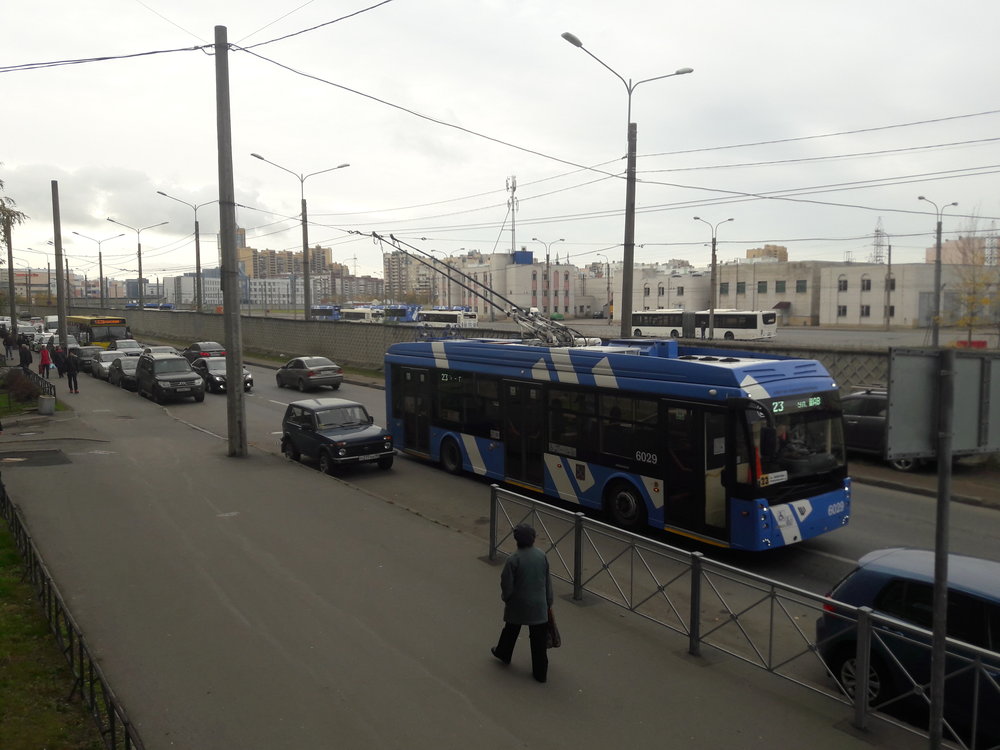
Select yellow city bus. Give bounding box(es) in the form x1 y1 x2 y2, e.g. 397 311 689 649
65 315 129 348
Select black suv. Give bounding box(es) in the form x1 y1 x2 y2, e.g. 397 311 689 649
281 398 394 473
135 353 206 403
841 388 923 472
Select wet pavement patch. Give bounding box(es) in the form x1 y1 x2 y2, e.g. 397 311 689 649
0 450 71 466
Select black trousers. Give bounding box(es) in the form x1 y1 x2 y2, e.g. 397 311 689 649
494 622 548 681
67 372 78 392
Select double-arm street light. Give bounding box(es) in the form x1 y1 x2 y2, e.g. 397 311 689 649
72 231 124 309
532 237 564 316
251 153 349 321
157 192 218 313
106 218 168 308
693 216 734 340
562 32 692 338
918 196 958 348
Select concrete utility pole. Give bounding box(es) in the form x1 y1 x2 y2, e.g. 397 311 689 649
51 181 68 347
919 195 958 348
215 25 247 457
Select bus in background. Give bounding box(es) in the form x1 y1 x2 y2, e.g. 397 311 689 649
630 309 777 340
380 304 422 324
416 308 479 328
311 305 342 321
385 337 849 551
340 307 384 323
65 315 129 347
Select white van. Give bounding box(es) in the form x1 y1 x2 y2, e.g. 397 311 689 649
44 315 60 331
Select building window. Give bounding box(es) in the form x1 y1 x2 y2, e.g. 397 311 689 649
885 277 896 291
837 277 848 292
860 305 871 317
861 277 872 292
676 286 684 296
776 280 786 293
720 282 730 296
736 281 746 296
643 286 650 297
795 280 807 293
532 271 537 281
885 305 895 318
657 285 665 298
837 305 847 317
757 280 767 294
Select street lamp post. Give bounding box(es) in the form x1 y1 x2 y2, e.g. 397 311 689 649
532 237 564 317
693 216 734 340
918 196 958 348
157 192 218 313
72 231 125 309
106 218 168 308
562 32 692 338
251 153 349 321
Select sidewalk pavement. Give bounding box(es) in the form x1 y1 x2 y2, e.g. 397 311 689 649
0 392 934 749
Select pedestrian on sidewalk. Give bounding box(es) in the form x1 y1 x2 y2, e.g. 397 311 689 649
19 344 33 373
491 523 553 683
52 345 67 378
65 348 80 394
38 346 53 379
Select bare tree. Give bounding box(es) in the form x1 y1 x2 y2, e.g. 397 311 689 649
1 172 30 329
947 217 1000 346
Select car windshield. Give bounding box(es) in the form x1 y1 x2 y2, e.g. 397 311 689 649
117 359 139 371
303 357 335 368
99 352 120 361
206 360 227 373
117 340 140 349
156 359 192 373
316 405 368 427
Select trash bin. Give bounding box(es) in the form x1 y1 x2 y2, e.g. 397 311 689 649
37 395 55 416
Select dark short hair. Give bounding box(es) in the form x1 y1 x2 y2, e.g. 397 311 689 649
513 524 536 548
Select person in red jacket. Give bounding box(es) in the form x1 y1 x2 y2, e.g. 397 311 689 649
38 346 53 379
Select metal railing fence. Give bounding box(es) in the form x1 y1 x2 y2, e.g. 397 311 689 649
0 478 145 750
4 364 57 397
489 484 1000 750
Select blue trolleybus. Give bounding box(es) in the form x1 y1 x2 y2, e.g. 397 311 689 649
385 337 850 551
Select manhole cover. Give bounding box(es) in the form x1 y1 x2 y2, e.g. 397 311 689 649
0 450 71 467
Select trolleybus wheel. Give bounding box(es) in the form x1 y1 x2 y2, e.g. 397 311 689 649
606 482 647 531
440 438 463 474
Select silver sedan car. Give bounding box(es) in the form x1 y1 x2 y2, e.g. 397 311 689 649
275 356 344 392
91 350 123 381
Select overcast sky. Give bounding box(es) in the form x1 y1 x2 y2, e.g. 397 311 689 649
3 0 999 285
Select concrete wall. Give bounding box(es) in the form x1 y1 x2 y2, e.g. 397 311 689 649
36 307 889 388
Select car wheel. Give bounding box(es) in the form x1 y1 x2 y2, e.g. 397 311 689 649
281 437 300 462
440 438 462 474
331 383 341 390
298 378 308 393
194 393 205 403
889 457 921 472
318 451 335 475
377 454 394 471
633 328 643 336
276 376 284 389
606 482 648 531
830 646 895 706
670 329 680 338
724 331 736 340
153 387 164 405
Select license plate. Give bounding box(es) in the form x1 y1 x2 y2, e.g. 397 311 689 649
175 387 190 392
358 455 380 461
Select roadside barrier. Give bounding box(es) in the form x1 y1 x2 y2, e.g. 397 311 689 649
0 477 145 750
489 484 999 750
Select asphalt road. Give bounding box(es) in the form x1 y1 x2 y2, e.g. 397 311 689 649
0 371 932 750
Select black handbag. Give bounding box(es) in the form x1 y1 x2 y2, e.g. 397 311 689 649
546 607 561 649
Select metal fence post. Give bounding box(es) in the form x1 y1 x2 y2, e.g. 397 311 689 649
853 606 873 730
689 551 703 656
488 484 499 561
573 512 585 601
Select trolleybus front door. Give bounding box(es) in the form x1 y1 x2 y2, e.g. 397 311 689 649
502 381 544 488
663 406 727 540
